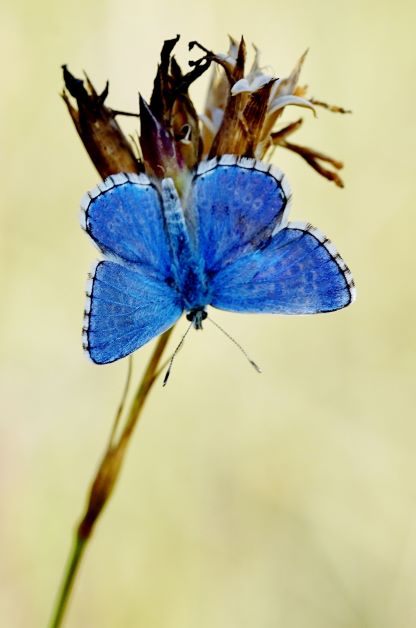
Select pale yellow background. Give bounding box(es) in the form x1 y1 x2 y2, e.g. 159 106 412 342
1 0 415 626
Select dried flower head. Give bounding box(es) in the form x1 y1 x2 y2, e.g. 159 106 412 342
62 35 350 188
197 37 350 186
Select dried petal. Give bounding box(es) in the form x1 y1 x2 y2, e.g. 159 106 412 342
310 98 352 114
279 138 345 187
62 65 140 178
273 49 308 98
139 95 182 179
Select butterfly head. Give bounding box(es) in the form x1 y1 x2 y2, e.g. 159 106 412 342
186 308 208 330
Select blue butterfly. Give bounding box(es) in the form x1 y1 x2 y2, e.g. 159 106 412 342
80 155 355 364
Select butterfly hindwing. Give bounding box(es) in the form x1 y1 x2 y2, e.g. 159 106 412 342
81 173 172 279
189 156 292 273
210 221 355 314
83 261 182 364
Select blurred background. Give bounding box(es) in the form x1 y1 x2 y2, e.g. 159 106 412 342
1 0 415 626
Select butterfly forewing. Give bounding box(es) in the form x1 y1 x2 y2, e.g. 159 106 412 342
189 156 292 273
81 173 172 279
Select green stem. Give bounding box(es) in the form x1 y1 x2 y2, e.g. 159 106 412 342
48 536 87 628
48 327 174 628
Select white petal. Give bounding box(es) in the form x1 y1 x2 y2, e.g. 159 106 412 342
250 73 275 91
231 78 251 95
231 73 274 96
216 52 237 67
269 78 282 101
268 95 316 115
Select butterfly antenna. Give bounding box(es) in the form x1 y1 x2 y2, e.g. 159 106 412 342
163 321 193 386
207 316 262 373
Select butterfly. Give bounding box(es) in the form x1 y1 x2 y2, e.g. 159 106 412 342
80 154 355 364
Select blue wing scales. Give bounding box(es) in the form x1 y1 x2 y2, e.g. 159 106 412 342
83 261 182 364
80 173 172 279
80 160 355 365
189 156 292 273
210 222 355 314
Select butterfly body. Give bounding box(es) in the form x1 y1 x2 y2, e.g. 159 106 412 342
160 178 211 313
81 155 355 364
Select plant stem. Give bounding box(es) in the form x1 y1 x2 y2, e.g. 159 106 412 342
48 327 174 628
48 536 86 628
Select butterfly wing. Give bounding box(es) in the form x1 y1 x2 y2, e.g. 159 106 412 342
189 156 292 272
210 222 355 314
81 173 182 363
83 261 182 364
81 172 172 279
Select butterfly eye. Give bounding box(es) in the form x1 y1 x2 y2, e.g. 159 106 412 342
185 309 208 330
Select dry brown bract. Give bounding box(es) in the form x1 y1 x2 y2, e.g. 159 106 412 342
62 35 350 187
